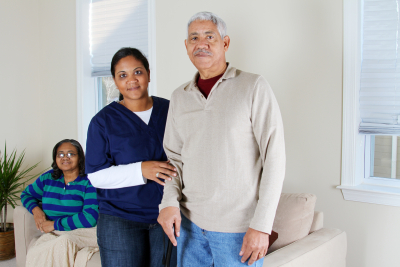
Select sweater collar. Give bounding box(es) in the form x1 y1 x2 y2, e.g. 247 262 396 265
185 63 236 91
60 174 85 184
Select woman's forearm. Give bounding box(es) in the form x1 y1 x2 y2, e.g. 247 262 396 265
87 162 146 189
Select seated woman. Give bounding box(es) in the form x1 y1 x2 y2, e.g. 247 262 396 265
20 139 99 267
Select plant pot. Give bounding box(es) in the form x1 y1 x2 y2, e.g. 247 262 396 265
0 225 15 260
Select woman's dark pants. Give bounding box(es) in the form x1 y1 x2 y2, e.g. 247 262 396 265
97 213 177 267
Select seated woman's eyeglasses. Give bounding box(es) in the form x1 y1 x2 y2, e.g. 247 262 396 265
57 153 77 158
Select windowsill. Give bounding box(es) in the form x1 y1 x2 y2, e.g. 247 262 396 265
337 184 400 206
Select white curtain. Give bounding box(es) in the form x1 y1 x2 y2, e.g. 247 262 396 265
359 0 400 134
90 0 148 77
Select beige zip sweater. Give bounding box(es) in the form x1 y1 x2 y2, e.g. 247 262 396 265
160 64 286 234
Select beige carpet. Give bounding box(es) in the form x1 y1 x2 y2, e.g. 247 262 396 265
0 257 16 267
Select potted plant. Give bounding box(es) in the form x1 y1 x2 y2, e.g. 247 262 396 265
0 143 40 260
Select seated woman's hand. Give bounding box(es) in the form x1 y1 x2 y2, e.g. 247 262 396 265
40 221 55 233
32 206 47 231
141 161 177 186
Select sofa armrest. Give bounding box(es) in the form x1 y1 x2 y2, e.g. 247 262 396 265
14 206 42 267
263 228 347 267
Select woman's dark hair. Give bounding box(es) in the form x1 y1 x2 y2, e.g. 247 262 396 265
111 47 150 101
51 139 85 179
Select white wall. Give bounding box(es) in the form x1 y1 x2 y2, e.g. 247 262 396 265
1 0 400 266
155 1 400 267
36 0 78 152
0 0 44 170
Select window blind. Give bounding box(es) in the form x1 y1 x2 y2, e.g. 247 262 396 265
359 0 400 135
90 0 148 77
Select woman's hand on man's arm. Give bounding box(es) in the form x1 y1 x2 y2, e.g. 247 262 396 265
141 161 177 186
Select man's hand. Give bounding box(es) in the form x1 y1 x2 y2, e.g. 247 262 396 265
142 161 177 186
40 221 55 233
239 228 270 265
157 206 181 246
32 206 47 231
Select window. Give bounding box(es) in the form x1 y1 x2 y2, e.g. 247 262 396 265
370 136 400 179
76 0 156 149
97 77 120 108
339 0 400 206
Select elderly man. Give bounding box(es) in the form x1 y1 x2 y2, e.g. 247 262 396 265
158 11 285 266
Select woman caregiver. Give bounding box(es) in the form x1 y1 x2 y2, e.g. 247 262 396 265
85 47 177 267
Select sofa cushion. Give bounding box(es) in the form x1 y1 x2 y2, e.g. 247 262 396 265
268 193 316 252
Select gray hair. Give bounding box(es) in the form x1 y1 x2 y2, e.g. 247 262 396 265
187 11 227 39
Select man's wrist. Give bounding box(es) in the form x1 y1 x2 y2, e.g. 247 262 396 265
249 221 273 235
249 227 270 235
159 201 180 212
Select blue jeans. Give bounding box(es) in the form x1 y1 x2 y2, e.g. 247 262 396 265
97 213 177 267
178 214 264 267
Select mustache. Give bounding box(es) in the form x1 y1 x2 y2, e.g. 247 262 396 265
194 49 213 56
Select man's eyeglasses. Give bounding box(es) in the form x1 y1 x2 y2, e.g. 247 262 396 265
57 153 77 159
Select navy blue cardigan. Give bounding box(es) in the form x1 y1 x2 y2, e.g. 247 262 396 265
85 96 169 223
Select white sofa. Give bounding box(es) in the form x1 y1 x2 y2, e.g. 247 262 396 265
264 193 347 266
14 193 347 267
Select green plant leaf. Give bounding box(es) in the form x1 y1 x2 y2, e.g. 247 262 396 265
0 142 43 232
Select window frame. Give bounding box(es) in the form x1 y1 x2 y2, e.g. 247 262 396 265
338 0 400 207
75 0 156 150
